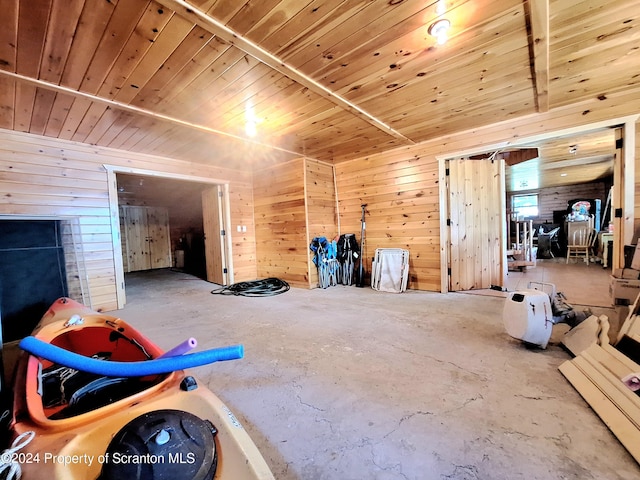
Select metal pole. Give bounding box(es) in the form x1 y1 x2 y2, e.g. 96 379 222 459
356 204 367 287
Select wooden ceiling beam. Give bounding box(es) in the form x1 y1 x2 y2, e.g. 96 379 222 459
525 0 550 112
500 148 540 166
156 0 414 146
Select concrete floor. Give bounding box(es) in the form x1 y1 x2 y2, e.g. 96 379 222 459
114 268 640 480
504 257 613 308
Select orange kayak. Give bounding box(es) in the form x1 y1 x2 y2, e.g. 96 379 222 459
6 297 275 480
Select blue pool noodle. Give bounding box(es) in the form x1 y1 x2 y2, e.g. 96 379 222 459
19 336 244 377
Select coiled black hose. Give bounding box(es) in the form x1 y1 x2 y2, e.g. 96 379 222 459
210 277 290 297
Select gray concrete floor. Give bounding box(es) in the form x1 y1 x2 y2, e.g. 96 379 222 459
115 268 640 480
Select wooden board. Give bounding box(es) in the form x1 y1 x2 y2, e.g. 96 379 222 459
447 157 504 291
121 205 171 272
202 186 226 285
122 206 149 272
145 206 172 269
559 342 640 464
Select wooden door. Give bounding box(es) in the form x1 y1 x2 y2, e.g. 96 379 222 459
202 186 227 285
122 206 150 272
447 158 505 291
146 207 172 269
122 206 171 272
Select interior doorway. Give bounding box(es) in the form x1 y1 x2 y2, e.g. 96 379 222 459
106 167 232 309
438 116 637 294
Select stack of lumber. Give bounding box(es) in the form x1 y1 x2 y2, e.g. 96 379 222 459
559 294 640 464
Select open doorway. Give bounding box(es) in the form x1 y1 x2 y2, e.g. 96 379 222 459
439 116 636 297
504 127 615 267
106 168 232 308
116 173 209 279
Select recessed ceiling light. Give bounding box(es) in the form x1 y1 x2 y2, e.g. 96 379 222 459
560 173 568 177
428 19 451 45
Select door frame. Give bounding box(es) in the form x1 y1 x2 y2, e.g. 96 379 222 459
437 114 638 293
105 165 232 309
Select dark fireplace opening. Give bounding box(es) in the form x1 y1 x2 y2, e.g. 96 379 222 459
0 220 70 342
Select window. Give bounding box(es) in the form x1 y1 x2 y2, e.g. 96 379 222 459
512 194 538 218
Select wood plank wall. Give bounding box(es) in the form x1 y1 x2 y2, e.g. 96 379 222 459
0 128 254 311
253 158 309 288
60 218 91 306
253 158 337 289
229 183 258 282
335 152 441 291
305 159 338 288
336 89 640 292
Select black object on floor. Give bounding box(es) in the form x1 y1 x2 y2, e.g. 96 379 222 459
211 278 290 297
615 335 640 365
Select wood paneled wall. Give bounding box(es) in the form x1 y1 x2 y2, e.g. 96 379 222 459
336 152 441 291
0 128 254 311
229 183 258 282
305 159 338 288
253 158 309 288
513 181 610 225
60 218 91 305
253 158 338 288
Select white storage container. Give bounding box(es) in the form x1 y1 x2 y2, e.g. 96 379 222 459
503 289 554 349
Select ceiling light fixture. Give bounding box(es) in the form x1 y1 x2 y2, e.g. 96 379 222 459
428 19 451 45
569 144 578 154
245 120 257 137
245 103 258 137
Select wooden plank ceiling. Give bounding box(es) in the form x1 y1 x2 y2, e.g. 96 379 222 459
0 0 637 181
504 127 616 191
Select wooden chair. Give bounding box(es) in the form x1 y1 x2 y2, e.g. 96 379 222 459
566 226 597 264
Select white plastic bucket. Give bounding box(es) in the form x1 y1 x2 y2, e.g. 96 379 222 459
503 289 553 349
